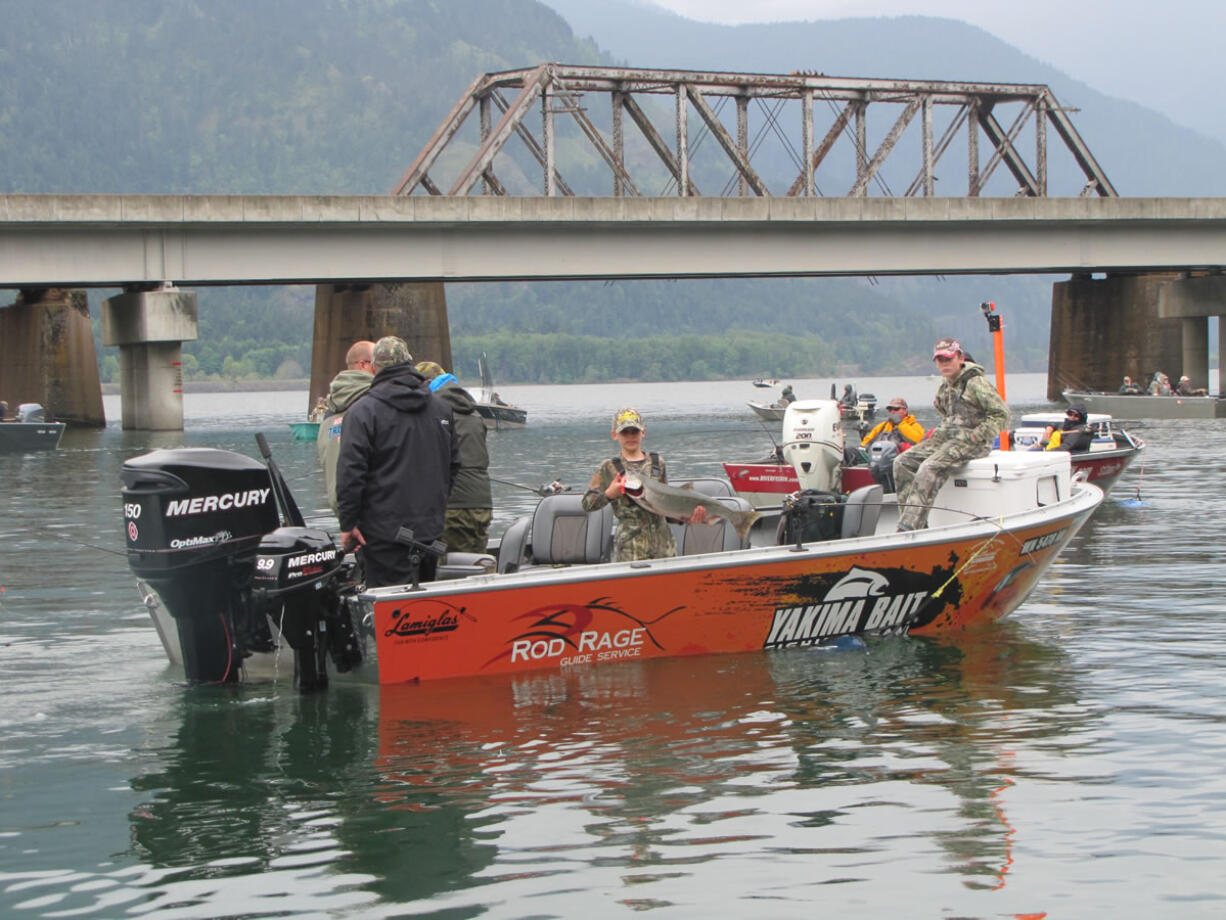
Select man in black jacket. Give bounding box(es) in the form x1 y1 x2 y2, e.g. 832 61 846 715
336 336 460 587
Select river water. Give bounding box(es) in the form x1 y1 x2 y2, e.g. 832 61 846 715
2 374 1224 918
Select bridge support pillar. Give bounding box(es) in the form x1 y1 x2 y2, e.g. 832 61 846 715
310 282 452 413
0 288 105 427
1158 274 1226 394
1048 274 1184 401
102 288 198 430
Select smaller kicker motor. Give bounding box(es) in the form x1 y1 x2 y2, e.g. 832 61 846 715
121 436 362 691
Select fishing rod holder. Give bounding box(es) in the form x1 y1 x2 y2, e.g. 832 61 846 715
394 526 448 591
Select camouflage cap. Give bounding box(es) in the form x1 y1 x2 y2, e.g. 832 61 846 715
932 337 963 359
612 407 644 433
372 336 412 370
415 360 446 380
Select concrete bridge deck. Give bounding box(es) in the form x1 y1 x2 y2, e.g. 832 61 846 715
2 194 1225 287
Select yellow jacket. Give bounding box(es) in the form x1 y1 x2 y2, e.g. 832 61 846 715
860 414 925 448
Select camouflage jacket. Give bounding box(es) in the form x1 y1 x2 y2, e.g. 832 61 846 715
931 362 1011 448
581 453 677 562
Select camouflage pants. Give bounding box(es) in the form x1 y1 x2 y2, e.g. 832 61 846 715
893 435 989 531
443 507 493 555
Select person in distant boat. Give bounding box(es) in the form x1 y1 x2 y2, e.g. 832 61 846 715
416 360 493 555
336 337 459 588
1036 405 1093 452
582 407 706 562
0 400 8 421
316 340 375 517
857 398 924 492
860 397 924 449
839 384 857 409
491 392 509 407
1149 372 1173 396
1176 375 1209 397
772 384 797 408
1118 375 1144 394
894 338 1010 532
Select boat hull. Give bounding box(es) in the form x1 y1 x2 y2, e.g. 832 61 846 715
475 403 527 429
747 401 786 422
368 483 1101 685
0 421 65 452
1064 389 1226 419
724 438 1141 504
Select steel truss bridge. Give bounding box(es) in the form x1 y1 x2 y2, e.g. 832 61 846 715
396 63 1117 201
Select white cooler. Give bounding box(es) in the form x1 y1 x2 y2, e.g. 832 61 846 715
927 450 1072 528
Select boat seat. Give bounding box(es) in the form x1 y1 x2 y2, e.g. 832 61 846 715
841 484 884 538
437 552 496 580
673 477 735 498
496 515 532 573
671 496 755 555
528 493 614 566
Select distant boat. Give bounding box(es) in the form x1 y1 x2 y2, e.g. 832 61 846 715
468 353 527 429
1062 388 1226 419
288 422 319 441
288 397 327 440
752 377 779 388
0 403 65 453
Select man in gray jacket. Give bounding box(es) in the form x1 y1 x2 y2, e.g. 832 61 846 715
416 360 493 554
316 340 375 517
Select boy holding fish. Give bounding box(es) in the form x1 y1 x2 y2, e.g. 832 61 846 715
581 407 713 562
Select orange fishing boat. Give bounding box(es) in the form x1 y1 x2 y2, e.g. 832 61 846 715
122 406 1102 692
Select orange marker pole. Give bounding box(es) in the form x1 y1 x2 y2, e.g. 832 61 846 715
982 301 1009 449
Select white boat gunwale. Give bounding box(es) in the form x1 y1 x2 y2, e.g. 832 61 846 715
364 478 1102 603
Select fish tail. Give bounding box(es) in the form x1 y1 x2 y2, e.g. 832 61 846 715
732 510 761 541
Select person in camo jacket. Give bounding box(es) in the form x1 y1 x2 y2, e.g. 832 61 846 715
893 337 1010 532
415 360 493 555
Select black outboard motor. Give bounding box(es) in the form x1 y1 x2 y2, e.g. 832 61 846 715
121 448 280 685
777 489 845 547
252 526 363 691
121 443 363 691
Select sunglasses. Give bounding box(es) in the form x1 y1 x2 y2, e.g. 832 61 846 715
887 405 905 411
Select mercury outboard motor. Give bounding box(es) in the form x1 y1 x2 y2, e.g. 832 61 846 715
121 437 362 691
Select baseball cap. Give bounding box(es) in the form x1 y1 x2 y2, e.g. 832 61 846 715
372 336 412 369
415 360 445 380
612 407 644 433
932 338 962 359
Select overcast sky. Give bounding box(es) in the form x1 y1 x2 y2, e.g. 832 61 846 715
644 1 1223 140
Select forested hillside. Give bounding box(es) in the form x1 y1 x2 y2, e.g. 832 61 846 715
3 0 1217 382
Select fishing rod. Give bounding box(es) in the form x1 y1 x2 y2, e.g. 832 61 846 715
490 476 571 496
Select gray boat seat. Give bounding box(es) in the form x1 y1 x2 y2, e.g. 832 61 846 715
672 495 755 555
673 477 735 498
437 552 496 580
496 515 532 573
841 484 883 538
498 493 614 572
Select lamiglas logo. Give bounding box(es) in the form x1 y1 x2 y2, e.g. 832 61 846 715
384 600 466 639
765 567 934 648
